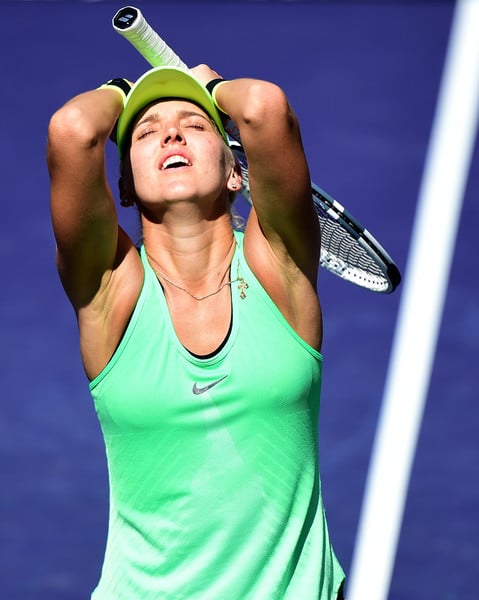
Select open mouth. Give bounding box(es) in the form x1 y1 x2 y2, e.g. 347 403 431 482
161 155 192 170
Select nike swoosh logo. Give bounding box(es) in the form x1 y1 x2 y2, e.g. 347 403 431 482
192 375 228 395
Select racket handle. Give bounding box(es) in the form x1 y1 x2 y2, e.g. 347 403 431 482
112 6 242 144
112 6 189 72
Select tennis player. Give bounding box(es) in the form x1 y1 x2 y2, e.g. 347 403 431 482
47 63 345 599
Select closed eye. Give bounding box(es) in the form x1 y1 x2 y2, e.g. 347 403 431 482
183 120 207 131
137 128 155 140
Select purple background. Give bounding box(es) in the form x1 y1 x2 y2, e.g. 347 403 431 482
1 1 477 598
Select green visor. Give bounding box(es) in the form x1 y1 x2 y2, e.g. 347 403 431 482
116 66 228 159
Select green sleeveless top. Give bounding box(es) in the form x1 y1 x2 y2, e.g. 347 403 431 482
90 231 344 599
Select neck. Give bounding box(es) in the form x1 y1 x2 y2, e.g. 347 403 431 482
143 212 233 271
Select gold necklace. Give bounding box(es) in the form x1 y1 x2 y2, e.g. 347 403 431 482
146 245 248 301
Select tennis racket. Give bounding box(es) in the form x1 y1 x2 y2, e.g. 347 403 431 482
112 6 401 293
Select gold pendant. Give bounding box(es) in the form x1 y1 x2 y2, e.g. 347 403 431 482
238 277 249 299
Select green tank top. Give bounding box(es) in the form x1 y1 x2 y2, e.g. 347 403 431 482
90 231 344 599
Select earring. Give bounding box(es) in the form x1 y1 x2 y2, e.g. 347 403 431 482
231 184 238 190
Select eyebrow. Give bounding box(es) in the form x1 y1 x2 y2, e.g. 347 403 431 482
134 108 213 131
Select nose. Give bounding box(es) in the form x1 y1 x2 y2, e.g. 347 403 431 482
162 124 185 147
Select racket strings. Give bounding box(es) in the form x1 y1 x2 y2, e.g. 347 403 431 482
317 214 388 291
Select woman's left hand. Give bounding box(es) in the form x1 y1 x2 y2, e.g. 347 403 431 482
191 64 223 87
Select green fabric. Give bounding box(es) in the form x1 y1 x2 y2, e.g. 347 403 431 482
90 231 345 599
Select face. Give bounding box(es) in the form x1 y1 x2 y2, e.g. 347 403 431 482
124 99 235 213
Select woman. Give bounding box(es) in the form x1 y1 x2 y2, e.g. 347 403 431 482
47 63 345 599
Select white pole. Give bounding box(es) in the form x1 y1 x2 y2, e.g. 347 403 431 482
346 1 479 599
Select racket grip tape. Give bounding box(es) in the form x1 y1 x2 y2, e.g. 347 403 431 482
112 6 188 71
